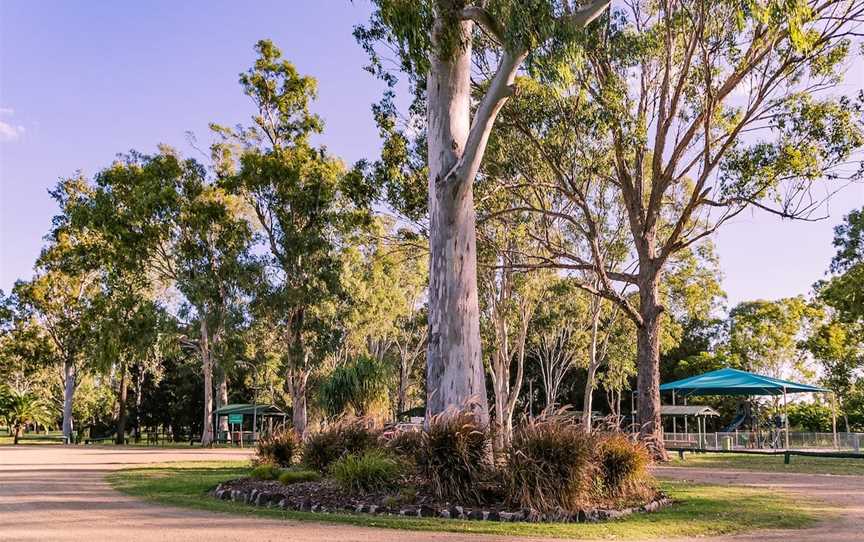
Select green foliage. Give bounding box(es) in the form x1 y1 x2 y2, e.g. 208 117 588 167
0 387 54 443
250 464 281 480
787 401 833 432
330 449 404 493
318 355 391 418
255 429 300 468
417 410 491 503
301 418 380 473
727 298 820 378
505 412 597 512
277 468 321 485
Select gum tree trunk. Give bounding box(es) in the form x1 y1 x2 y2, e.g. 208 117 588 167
215 367 229 441
115 360 128 445
62 359 76 443
287 368 308 438
425 18 488 424
635 269 665 458
200 319 215 446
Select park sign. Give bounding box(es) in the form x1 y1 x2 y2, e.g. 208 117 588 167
228 414 243 425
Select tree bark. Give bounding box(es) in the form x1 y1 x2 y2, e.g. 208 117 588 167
62 359 76 443
215 366 229 440
200 319 215 446
635 271 666 458
13 424 22 445
426 18 488 425
287 368 308 438
115 360 128 445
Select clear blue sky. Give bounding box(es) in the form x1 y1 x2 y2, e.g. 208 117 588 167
1 1 862 307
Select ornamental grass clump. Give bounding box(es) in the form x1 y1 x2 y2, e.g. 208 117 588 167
417 409 491 504
505 412 597 513
331 449 404 493
384 428 424 464
254 428 300 468
302 417 380 473
250 463 281 480
595 433 653 500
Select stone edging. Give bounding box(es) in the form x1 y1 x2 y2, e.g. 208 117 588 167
211 484 672 523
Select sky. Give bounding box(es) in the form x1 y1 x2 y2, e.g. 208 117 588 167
1 1 863 308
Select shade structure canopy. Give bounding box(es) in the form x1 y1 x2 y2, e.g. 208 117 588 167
214 403 284 416
661 405 720 417
659 368 827 397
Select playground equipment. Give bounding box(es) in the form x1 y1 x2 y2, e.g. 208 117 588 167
659 368 835 450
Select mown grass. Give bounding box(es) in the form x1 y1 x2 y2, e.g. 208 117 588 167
0 431 65 445
107 460 826 539
668 452 864 476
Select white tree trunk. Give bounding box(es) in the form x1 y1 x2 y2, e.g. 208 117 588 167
200 319 215 446
62 359 76 443
425 19 488 425
288 369 308 438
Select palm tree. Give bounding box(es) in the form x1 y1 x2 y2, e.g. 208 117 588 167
1 388 53 444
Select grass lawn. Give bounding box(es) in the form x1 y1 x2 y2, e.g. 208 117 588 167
0 431 66 445
107 461 826 539
668 452 864 476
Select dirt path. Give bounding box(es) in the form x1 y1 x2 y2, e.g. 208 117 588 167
0 446 861 541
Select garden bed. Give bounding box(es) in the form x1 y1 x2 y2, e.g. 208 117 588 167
211 477 671 523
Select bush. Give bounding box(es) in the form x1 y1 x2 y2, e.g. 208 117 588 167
278 468 321 485
318 355 391 419
302 417 380 473
595 433 651 498
331 449 404 493
505 412 597 513
416 409 491 503
255 429 300 468
384 428 423 463
250 464 281 480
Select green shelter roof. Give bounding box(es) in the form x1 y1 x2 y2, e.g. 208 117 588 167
660 368 827 397
214 404 284 416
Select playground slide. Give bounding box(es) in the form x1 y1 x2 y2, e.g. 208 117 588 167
722 412 746 433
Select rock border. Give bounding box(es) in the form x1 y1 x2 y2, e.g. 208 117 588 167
211 483 671 523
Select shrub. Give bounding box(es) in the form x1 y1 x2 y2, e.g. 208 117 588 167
254 429 300 468
505 412 597 513
384 428 423 463
416 409 491 503
318 355 391 419
595 433 652 498
302 417 380 473
250 464 281 480
278 468 321 485
331 449 404 493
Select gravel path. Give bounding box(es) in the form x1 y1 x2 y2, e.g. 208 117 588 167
0 446 861 541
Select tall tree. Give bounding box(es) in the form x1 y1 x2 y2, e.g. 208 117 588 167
356 0 610 424
73 151 256 445
13 178 101 442
212 41 372 436
487 0 864 453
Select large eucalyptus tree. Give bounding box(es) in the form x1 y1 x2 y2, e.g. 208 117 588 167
488 0 864 454
356 0 610 424
211 41 373 437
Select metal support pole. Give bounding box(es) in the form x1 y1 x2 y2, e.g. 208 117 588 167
783 386 790 450
672 391 677 437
